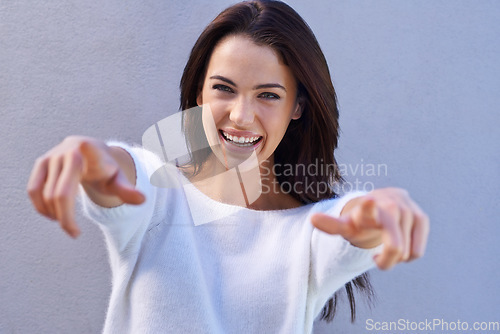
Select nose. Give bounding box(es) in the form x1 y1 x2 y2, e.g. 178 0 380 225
229 97 255 126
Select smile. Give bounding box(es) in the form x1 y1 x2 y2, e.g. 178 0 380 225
220 130 262 147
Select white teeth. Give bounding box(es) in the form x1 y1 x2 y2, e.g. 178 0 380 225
222 131 261 146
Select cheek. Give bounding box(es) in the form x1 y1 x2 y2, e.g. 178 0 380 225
214 103 237 129
201 104 219 144
264 107 294 134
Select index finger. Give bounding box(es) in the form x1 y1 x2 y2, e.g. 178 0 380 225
311 213 353 237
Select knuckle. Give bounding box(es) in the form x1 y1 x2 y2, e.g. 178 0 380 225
410 250 424 260
414 212 425 222
53 191 69 203
43 190 56 205
47 155 62 168
78 139 92 152
42 189 52 201
384 201 400 215
401 207 412 219
63 135 78 144
69 147 83 159
34 156 46 167
379 261 394 271
56 154 65 164
400 251 411 261
415 212 430 226
385 244 403 257
396 188 409 196
386 187 408 196
67 149 84 168
27 185 38 197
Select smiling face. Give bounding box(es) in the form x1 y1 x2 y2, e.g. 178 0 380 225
197 34 302 171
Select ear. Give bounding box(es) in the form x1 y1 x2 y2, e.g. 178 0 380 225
196 92 202 106
291 100 303 120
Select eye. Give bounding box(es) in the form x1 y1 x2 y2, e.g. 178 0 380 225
213 84 234 93
259 92 280 100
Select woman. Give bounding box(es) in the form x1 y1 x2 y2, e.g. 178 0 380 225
27 1 429 333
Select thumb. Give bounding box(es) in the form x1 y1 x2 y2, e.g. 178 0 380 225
311 213 352 236
107 170 145 205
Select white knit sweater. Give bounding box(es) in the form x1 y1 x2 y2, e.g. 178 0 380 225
80 142 381 334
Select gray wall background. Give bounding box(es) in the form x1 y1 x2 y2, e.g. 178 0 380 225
1 0 498 333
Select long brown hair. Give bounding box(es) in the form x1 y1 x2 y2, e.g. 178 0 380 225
179 0 374 323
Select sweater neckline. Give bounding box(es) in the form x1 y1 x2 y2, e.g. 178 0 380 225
174 166 315 217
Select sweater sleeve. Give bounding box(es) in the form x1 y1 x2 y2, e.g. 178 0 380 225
309 192 383 317
78 140 165 253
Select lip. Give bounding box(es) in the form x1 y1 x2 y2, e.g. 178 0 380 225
220 128 262 138
218 129 263 154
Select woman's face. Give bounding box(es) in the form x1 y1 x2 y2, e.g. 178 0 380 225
197 34 301 170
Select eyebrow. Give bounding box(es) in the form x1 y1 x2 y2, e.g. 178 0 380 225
209 75 286 92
